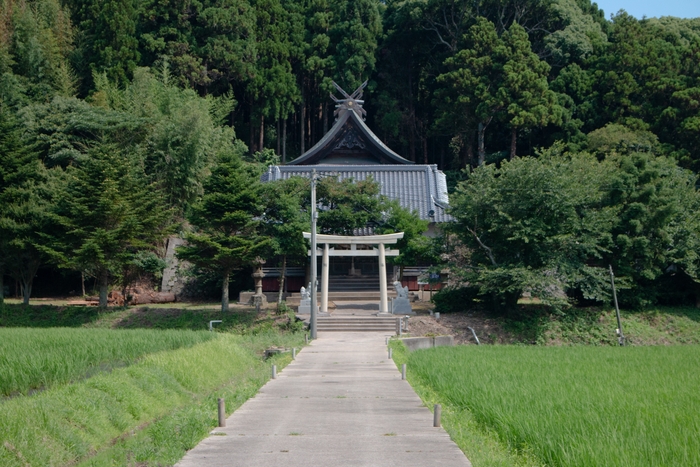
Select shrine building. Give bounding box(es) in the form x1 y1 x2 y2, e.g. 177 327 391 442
261 82 450 294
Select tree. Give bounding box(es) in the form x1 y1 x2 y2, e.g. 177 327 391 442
65 0 140 91
447 148 616 312
260 176 309 305
604 152 700 307
377 200 432 276
177 149 272 312
436 18 509 166
246 0 302 153
42 143 172 307
500 22 564 159
316 176 385 235
0 102 48 304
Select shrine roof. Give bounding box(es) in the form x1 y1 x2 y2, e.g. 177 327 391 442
262 164 452 223
286 105 413 166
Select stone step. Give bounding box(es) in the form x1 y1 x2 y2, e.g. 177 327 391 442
315 317 398 332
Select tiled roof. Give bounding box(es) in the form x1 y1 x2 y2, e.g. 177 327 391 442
262 164 452 223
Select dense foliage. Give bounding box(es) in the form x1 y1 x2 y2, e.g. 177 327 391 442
446 147 700 310
1 0 699 308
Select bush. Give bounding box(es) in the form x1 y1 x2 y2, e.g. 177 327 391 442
431 286 480 313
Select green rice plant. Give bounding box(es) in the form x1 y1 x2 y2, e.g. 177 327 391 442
406 345 700 467
0 332 303 467
0 328 214 397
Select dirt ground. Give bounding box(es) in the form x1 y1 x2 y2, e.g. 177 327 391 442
403 301 521 345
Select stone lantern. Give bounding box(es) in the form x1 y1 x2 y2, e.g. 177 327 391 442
251 258 267 308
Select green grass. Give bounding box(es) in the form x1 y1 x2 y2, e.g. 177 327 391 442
0 302 304 335
0 328 215 397
0 331 304 467
398 343 700 467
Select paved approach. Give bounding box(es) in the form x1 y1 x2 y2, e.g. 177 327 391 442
176 332 471 467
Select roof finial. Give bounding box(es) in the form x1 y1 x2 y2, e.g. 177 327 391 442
330 81 368 120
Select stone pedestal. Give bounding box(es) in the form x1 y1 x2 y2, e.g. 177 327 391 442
391 297 414 315
297 298 319 315
250 260 268 307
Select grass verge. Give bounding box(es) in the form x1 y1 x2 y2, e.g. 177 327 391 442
393 341 700 467
0 331 304 467
0 328 214 397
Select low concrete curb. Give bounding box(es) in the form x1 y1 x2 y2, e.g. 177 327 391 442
401 335 454 351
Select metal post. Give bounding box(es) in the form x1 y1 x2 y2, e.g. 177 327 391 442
305 333 309 344
388 348 393 360
218 398 226 427
401 364 406 380
292 348 296 360
272 364 277 379
321 243 329 313
310 170 318 339
467 326 480 345
609 265 625 346
433 404 441 427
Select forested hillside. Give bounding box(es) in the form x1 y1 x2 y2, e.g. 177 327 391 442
1 0 700 307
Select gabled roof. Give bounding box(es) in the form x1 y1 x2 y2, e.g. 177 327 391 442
262 164 451 223
286 109 413 166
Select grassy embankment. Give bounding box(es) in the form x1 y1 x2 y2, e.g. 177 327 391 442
503 305 700 346
0 303 305 467
391 342 700 467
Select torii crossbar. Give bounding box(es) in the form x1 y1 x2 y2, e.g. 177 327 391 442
302 232 404 314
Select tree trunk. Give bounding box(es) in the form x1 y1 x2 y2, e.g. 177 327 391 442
477 122 486 166
311 103 317 146
323 102 328 133
0 268 4 305
276 119 281 155
19 258 40 305
300 94 305 154
22 280 31 305
282 118 287 163
81 271 86 297
98 271 109 308
423 135 428 164
248 101 255 154
259 114 264 153
277 255 287 305
466 131 475 168
221 271 230 313
510 127 517 160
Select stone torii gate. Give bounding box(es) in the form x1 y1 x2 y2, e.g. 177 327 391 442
302 232 404 315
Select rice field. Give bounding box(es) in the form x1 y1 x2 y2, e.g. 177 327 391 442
0 328 215 396
406 345 700 467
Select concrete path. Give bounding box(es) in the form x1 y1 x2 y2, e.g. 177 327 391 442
176 332 471 467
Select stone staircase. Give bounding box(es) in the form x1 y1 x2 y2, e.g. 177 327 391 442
328 274 393 292
316 316 398 333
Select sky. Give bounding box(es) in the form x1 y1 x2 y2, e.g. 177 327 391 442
592 0 700 19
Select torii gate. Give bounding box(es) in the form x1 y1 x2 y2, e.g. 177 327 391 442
302 232 404 314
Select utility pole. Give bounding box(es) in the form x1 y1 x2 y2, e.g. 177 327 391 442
310 169 318 339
